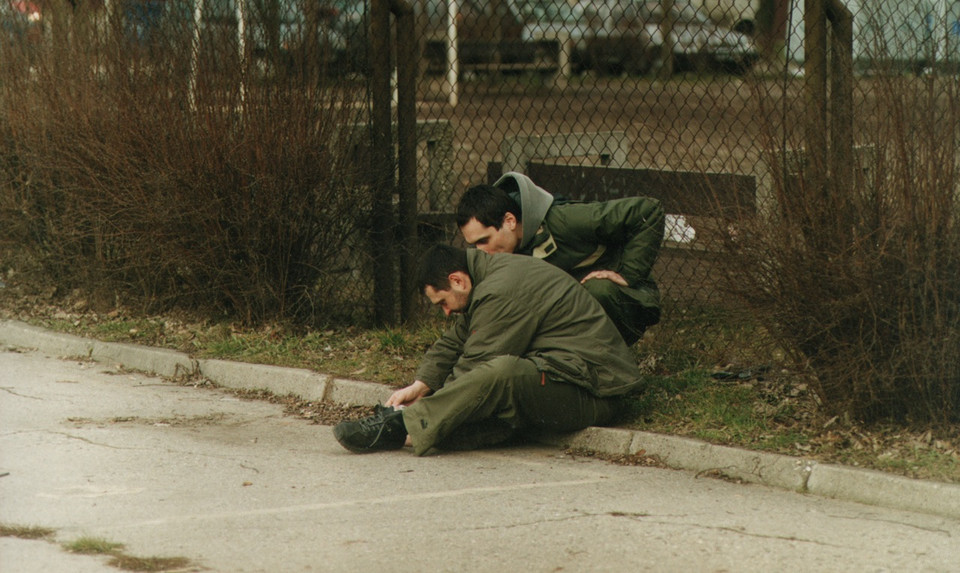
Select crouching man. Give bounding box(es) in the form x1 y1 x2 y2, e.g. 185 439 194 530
333 244 644 455
456 173 665 345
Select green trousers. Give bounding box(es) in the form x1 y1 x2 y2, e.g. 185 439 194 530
402 355 622 456
581 277 660 346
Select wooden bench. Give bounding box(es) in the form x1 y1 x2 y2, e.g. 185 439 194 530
485 131 760 305
418 130 757 248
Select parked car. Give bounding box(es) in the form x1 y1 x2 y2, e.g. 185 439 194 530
697 0 759 35
420 0 586 73
642 0 759 73
577 0 656 74
515 0 589 66
578 0 758 75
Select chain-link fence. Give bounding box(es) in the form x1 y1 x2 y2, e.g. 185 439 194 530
3 1 958 377
390 0 780 363
385 0 958 368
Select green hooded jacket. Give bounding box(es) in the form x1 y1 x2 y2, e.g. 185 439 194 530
415 250 643 398
495 172 665 327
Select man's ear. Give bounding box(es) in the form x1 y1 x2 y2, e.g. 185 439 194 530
502 212 517 231
448 271 469 291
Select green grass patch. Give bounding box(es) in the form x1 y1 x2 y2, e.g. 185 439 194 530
1 526 193 572
834 441 960 483
640 304 783 372
63 535 192 571
189 321 445 386
107 554 193 572
877 450 959 483
377 329 410 353
623 368 810 452
63 536 125 555
90 320 164 342
0 523 56 540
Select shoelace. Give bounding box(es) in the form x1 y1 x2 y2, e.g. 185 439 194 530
358 409 394 447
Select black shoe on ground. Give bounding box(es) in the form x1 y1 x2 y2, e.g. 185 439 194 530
333 405 407 453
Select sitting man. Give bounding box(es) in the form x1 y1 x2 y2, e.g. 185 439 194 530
456 172 664 345
333 244 644 455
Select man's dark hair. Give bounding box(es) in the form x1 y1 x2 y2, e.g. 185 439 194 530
456 185 522 228
417 244 469 291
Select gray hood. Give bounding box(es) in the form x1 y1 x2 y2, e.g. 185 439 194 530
493 172 554 250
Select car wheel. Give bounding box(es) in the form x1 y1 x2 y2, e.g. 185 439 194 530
732 20 755 37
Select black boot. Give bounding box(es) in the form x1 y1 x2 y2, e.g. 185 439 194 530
333 405 407 453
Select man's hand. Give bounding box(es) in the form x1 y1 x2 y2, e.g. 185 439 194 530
580 270 628 286
385 380 432 408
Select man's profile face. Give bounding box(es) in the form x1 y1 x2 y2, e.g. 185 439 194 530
460 214 520 254
423 285 470 316
424 272 471 317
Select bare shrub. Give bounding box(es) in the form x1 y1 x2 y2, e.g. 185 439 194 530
725 74 960 423
0 2 372 324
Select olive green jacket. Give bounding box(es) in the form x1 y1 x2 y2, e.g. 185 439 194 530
495 172 665 323
415 250 643 398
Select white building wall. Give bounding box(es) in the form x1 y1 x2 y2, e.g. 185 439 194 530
785 0 960 66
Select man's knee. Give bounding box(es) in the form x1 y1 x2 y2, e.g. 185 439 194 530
581 278 627 328
581 278 654 344
454 355 538 388
581 276 621 304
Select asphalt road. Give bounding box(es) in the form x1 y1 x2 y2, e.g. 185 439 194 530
2 348 959 572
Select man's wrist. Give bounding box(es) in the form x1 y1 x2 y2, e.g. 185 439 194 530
412 380 432 396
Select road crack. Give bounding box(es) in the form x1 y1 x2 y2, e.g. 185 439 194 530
0 386 44 400
607 512 848 548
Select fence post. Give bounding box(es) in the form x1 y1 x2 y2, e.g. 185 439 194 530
804 0 828 207
803 0 855 248
826 0 854 212
391 0 419 322
369 0 420 325
370 0 396 325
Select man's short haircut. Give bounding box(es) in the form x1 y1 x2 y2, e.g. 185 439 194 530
417 244 469 292
456 185 522 228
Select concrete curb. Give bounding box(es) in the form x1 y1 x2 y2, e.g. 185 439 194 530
807 463 960 519
3 318 959 521
198 358 331 402
540 427 814 492
91 340 196 379
0 321 97 359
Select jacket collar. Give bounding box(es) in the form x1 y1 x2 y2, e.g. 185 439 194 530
466 249 491 287
493 172 554 251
